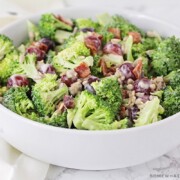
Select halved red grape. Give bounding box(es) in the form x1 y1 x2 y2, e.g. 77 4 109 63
103 42 123 55
85 35 101 54
61 75 77 87
84 84 96 94
39 64 56 74
140 95 150 103
26 47 46 61
128 105 139 121
119 63 135 80
134 78 151 94
32 42 48 52
63 95 75 109
39 38 55 51
87 76 100 84
81 28 94 33
7 75 29 87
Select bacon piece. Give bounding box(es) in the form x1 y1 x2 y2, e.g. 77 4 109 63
100 59 116 77
128 32 142 44
133 59 143 79
108 28 121 39
120 106 126 118
74 62 91 78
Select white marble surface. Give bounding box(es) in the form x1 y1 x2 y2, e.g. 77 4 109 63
0 0 180 179
46 146 180 180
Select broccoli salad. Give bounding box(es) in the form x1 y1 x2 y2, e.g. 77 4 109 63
0 13 179 130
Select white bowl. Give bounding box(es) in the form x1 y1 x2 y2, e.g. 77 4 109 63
0 7 180 170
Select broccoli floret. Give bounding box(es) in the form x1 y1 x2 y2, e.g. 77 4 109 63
0 86 7 97
151 36 180 76
59 32 85 50
99 30 114 45
143 37 160 50
132 43 145 59
91 76 122 113
164 69 180 89
90 55 102 77
55 30 73 44
70 90 115 129
132 37 160 59
39 13 73 40
112 15 144 37
135 97 164 127
0 34 15 60
27 21 41 42
102 54 124 67
0 50 20 83
44 111 68 128
162 86 180 117
97 14 144 38
32 74 68 116
82 118 129 130
2 87 36 116
52 41 91 73
14 54 42 82
75 18 99 30
46 50 56 64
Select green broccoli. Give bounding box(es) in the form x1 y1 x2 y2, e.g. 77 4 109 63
143 37 161 50
44 111 68 128
0 86 7 97
102 54 124 67
0 34 15 61
27 21 41 42
14 54 42 82
82 118 129 130
55 30 73 44
70 90 115 130
32 74 68 116
91 76 122 113
52 41 91 73
131 37 160 59
90 55 102 77
75 18 99 30
162 86 180 117
112 15 144 37
2 87 36 117
39 13 73 40
151 36 180 76
46 50 56 64
97 13 144 38
135 97 164 127
164 69 180 89
0 50 20 84
99 30 114 45
58 32 86 51
132 43 145 59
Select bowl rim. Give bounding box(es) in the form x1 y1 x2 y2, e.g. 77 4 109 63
0 6 180 134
